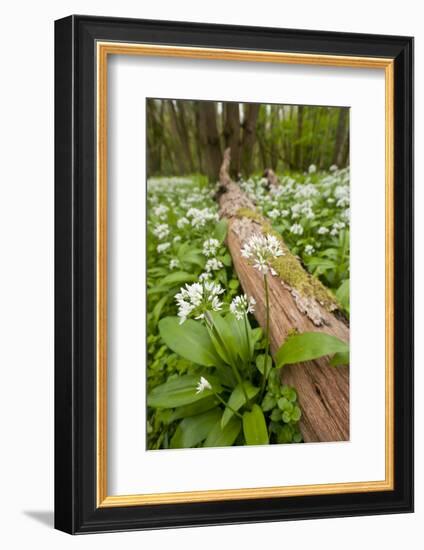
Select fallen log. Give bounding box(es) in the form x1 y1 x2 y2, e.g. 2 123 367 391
217 149 349 442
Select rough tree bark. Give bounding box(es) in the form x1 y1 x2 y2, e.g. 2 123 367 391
333 108 349 167
198 101 222 182
223 103 241 179
217 149 350 442
240 104 260 177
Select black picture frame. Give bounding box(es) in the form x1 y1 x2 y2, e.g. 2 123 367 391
55 15 414 534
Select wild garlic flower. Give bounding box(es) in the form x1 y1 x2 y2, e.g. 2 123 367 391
199 272 211 282
268 208 280 219
304 244 315 256
230 294 256 320
317 226 329 235
186 207 219 228
153 223 170 240
241 233 284 276
196 376 212 394
202 238 220 257
175 281 224 324
157 242 171 253
153 204 169 220
169 258 180 270
309 164 317 174
205 258 223 273
177 217 189 229
290 223 304 236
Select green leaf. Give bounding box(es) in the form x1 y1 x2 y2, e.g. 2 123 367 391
329 351 350 366
170 408 221 449
169 396 218 422
214 218 228 243
261 393 276 412
243 405 269 445
181 251 206 269
225 313 251 364
152 294 169 324
160 271 198 287
221 382 259 429
255 354 272 375
336 280 350 313
159 317 224 367
275 332 349 369
148 375 219 409
204 416 241 447
207 311 239 368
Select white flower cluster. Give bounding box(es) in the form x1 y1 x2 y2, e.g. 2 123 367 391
152 223 170 240
175 281 224 324
157 242 170 253
230 294 256 321
205 258 223 273
196 376 212 394
153 204 169 220
202 238 220 257
333 185 350 209
267 208 280 220
304 244 315 256
241 233 284 276
317 226 329 235
186 207 219 228
290 223 304 236
169 258 180 270
291 199 315 220
177 217 189 229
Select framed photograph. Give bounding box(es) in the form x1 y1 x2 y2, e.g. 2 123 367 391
54 15 413 534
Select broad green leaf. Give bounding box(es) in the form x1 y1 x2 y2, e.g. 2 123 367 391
261 393 276 412
242 404 269 445
181 251 205 269
255 354 272 375
170 408 221 449
204 416 241 447
214 218 228 243
275 332 349 369
160 271 198 287
148 375 218 408
336 280 350 313
221 382 259 429
169 395 218 422
159 317 224 367
152 294 168 324
207 311 239 368
225 313 251 364
329 351 350 366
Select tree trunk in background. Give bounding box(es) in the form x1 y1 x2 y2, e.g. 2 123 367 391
217 150 350 442
294 105 304 170
169 101 193 174
223 103 241 179
146 100 163 176
175 100 194 173
240 103 260 177
270 105 279 171
198 102 222 182
333 108 349 167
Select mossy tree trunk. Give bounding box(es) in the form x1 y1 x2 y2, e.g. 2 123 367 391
217 149 350 442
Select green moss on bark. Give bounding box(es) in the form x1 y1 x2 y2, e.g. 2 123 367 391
236 207 339 311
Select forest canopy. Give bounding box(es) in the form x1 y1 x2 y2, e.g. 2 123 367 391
146 98 349 181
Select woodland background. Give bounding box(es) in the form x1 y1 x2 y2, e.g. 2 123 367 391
147 99 349 180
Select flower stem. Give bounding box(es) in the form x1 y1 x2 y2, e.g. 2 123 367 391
260 274 271 399
212 391 243 419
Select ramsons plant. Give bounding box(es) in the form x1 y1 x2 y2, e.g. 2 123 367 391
239 166 350 314
148 231 349 449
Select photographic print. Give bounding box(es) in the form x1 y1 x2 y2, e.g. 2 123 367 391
146 98 350 450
